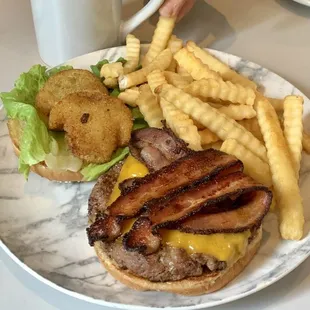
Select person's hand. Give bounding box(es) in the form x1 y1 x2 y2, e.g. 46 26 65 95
159 0 195 21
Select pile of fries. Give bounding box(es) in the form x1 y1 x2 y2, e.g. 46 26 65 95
101 16 308 241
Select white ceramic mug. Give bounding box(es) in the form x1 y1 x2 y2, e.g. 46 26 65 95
30 0 164 67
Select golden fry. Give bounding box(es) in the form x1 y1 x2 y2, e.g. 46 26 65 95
118 88 140 107
221 139 272 187
166 35 183 72
147 70 167 93
160 98 202 151
202 141 223 150
119 49 172 90
218 104 256 120
124 34 140 74
156 84 267 162
302 131 310 154
186 41 257 89
100 62 123 78
136 84 164 128
199 128 219 145
176 64 193 79
163 71 192 89
103 77 118 89
174 48 222 81
238 118 264 141
183 79 256 106
142 16 176 66
256 96 304 240
283 95 304 178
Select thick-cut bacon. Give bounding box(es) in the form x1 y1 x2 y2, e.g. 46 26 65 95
178 190 272 234
87 150 242 245
123 172 271 254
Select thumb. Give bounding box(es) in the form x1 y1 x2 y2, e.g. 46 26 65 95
159 0 188 18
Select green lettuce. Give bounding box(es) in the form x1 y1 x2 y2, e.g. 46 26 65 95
130 107 148 130
81 147 129 181
0 64 73 178
110 88 121 97
90 59 109 77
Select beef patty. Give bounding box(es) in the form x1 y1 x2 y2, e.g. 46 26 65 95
89 165 231 282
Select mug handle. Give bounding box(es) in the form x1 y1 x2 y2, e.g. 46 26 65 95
120 0 165 41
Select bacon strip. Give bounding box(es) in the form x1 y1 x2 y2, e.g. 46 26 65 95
123 172 271 254
178 190 272 234
87 149 242 245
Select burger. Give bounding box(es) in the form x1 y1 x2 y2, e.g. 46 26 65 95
86 127 272 295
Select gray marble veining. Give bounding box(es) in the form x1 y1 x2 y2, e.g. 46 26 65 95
0 47 309 309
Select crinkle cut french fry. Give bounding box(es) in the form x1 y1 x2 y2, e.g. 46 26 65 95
142 16 176 66
119 49 172 90
103 77 118 89
118 89 140 107
256 96 304 240
168 35 183 54
176 64 193 79
147 70 167 94
124 34 140 74
238 118 264 141
218 104 256 120
136 85 164 128
100 62 123 78
156 84 268 162
221 139 272 187
283 95 304 178
174 48 222 82
186 41 257 90
302 131 310 154
166 35 183 72
183 79 256 106
203 141 223 150
164 71 192 89
199 128 219 145
160 98 202 151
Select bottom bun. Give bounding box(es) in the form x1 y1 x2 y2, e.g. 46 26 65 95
94 226 262 296
13 144 84 182
8 120 83 182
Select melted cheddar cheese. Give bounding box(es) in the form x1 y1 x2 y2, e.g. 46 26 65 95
108 155 149 205
110 155 250 262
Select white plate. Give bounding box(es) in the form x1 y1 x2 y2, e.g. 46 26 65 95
0 46 310 310
293 0 310 7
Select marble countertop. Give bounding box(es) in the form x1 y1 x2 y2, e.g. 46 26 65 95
1 0 310 309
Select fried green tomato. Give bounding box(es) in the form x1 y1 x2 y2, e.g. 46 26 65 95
49 92 133 164
36 69 108 118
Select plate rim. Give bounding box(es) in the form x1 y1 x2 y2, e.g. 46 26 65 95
292 0 310 7
1 44 310 310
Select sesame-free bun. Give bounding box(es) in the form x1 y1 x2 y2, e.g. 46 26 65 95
94 226 262 296
7 119 84 182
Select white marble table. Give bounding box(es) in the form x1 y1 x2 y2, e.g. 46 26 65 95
0 0 310 309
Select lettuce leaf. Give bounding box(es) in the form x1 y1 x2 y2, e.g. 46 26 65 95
0 64 73 178
90 59 109 77
81 147 129 181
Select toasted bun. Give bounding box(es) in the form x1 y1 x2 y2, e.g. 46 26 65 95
7 120 84 182
94 226 262 296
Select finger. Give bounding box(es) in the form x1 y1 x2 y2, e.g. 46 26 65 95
159 0 188 18
176 0 195 21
